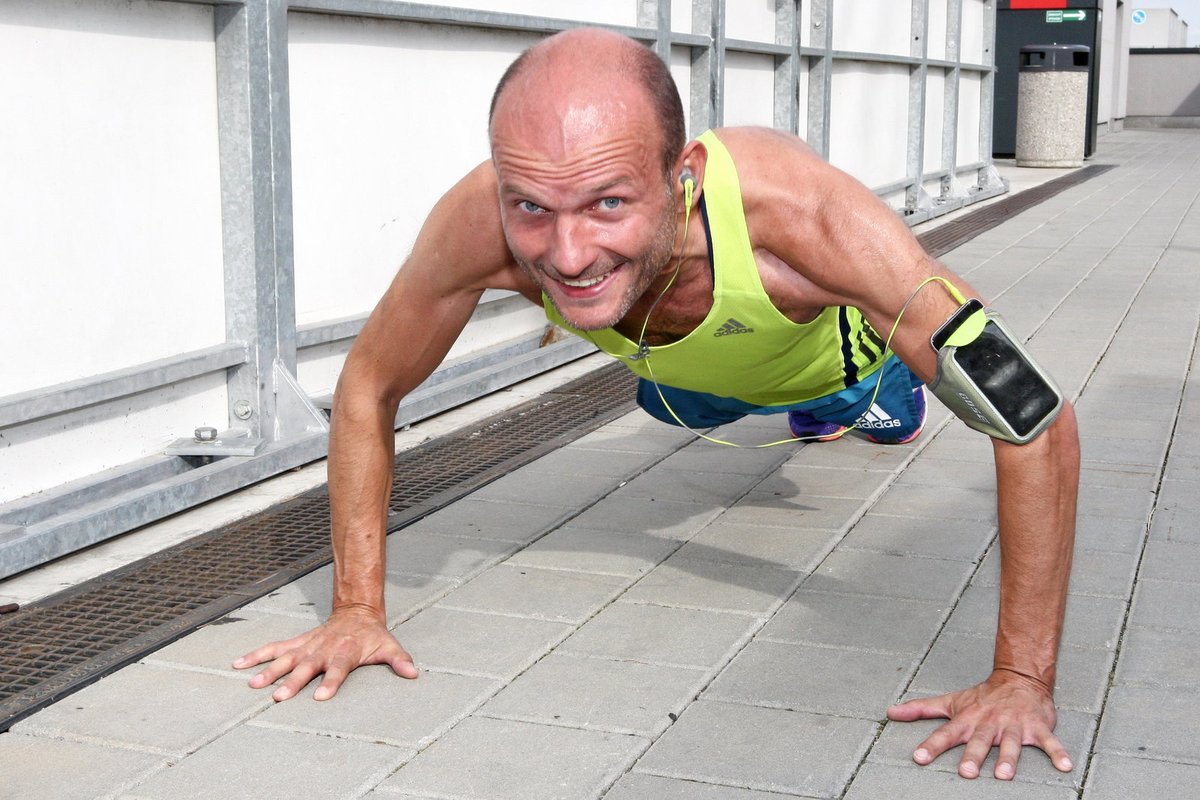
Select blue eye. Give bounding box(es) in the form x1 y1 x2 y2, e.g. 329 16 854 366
518 200 545 214
599 197 622 210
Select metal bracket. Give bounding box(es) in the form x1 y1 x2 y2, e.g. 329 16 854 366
165 428 266 458
272 359 330 441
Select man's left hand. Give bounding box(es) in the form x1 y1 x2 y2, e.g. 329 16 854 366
886 668 1073 780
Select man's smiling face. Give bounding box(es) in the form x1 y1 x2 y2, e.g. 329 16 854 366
489 45 679 331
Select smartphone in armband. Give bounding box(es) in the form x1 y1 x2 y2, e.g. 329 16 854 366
928 299 1063 444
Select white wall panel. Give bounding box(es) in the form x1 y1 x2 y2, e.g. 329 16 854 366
928 0 949 60
288 14 536 330
829 64 910 188
726 0 777 43
671 0 693 34
834 0 913 56
723 52 777 127
925 68 948 169
961 0 986 64
431 0 636 26
0 0 225 396
957 71 982 166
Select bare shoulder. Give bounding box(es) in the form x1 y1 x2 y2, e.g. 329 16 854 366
711 126 933 304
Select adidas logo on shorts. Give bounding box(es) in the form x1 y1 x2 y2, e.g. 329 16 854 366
855 404 902 430
714 318 755 337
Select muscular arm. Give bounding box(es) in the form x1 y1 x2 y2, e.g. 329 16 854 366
726 127 1079 779
235 161 530 700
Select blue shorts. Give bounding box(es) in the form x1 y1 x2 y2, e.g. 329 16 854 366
636 354 925 441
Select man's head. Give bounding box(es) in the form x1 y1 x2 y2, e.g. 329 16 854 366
488 28 693 331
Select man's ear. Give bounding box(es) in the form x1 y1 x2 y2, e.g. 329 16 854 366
676 139 708 209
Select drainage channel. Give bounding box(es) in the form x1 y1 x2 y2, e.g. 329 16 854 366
0 162 1113 732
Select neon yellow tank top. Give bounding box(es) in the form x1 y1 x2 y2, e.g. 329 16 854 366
544 130 885 407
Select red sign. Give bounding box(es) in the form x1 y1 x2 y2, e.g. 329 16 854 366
1009 0 1068 8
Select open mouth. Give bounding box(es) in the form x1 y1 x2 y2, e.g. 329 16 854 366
551 263 623 294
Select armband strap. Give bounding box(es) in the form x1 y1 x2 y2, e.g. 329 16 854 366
928 308 1063 445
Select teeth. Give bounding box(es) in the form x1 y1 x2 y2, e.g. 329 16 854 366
560 273 609 288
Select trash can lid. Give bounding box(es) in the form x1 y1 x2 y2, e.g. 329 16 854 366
1019 44 1090 72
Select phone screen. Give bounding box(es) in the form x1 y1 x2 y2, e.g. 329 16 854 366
951 322 1060 438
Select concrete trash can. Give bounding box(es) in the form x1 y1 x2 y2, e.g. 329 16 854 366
1015 44 1090 167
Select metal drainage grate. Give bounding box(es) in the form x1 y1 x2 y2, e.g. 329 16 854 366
0 364 638 732
0 163 1114 732
916 164 1115 257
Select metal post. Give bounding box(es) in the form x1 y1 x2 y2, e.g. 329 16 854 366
978 0 1001 189
941 0 964 201
637 0 672 65
906 1 931 214
806 0 833 158
690 0 726 132
774 0 801 133
214 0 324 445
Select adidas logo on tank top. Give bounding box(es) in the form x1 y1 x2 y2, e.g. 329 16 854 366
714 318 755 337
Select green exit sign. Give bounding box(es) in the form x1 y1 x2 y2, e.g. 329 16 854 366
1047 10 1087 23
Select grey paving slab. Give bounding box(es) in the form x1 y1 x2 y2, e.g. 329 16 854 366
620 555 804 616
722 492 871 531
1058 546 1142 598
838 513 995 562
568 495 726 540
12 663 269 757
503 525 681 577
1094 683 1200 763
0 733 166 800
123 724 410 800
784 431 923 467
478 652 707 736
603 773 803 800
243 566 455 627
383 529 520 580
376 716 647 800
1128 578 1200 633
757 589 949 655
616 468 765 505
1137 539 1200 584
891 456 996 492
703 640 915 719
147 611 316 673
754 465 892 500
554 600 760 669
469 469 620 508
519 443 665 478
803 550 975 603
250 665 499 747
1113 625 1200 689
392 606 573 677
1148 502 1200 544
1084 753 1200 799
673 521 838 571
1075 481 1158 523
634 700 878 797
843 762 1077 800
572 425 695 454
866 484 997 524
435 563 628 623
657 440 794 476
406 497 575 543
1071 513 1149 554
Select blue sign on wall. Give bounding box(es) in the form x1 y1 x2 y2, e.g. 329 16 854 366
1132 9 1147 24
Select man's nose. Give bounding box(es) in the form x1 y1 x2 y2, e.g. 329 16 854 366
549 215 598 277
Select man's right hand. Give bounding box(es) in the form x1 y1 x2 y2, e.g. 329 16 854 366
232 607 419 701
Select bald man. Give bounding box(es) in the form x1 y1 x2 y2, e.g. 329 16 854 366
236 28 1079 782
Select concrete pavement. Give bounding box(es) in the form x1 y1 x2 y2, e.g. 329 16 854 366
2 127 1199 799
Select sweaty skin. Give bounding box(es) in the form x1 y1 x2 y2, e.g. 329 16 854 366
234 28 1079 782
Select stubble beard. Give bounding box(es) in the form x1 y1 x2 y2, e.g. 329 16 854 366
522 200 679 332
